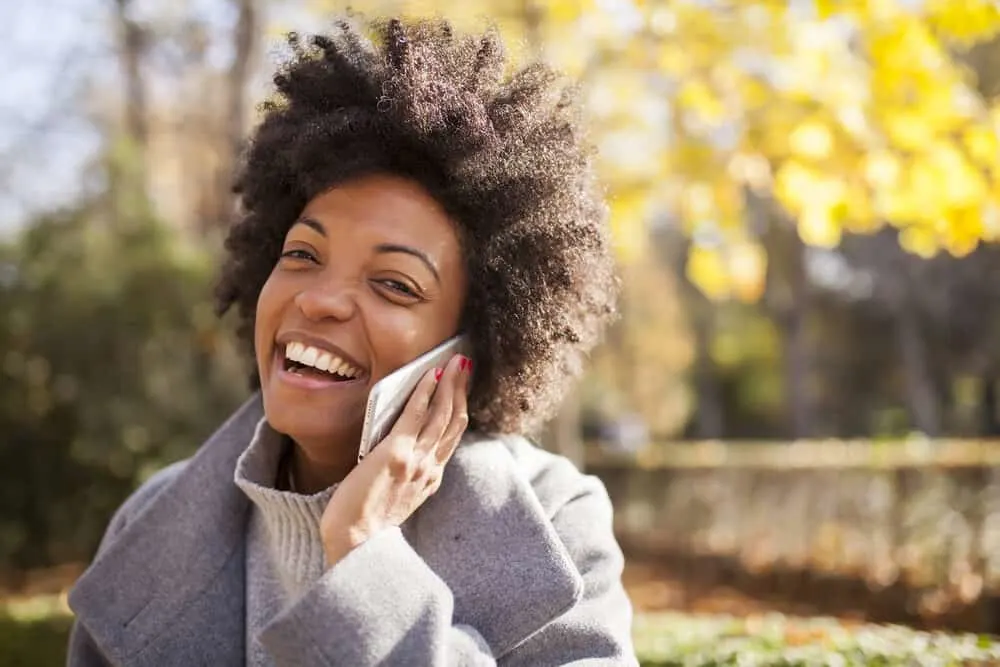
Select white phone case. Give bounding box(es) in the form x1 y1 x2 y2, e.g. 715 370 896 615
356 335 471 462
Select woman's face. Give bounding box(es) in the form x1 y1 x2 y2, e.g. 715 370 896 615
254 173 468 455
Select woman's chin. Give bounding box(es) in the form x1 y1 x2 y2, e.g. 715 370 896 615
264 373 364 423
265 401 362 452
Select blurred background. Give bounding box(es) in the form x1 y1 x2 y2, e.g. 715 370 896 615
3 0 1000 664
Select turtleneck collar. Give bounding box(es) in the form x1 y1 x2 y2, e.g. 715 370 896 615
233 418 337 597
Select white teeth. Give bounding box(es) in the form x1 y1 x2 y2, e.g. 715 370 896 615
300 346 318 366
330 358 356 379
315 352 332 372
334 360 357 379
283 342 359 378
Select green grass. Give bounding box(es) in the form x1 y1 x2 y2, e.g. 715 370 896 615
634 612 1000 666
0 615 72 667
4 597 1000 666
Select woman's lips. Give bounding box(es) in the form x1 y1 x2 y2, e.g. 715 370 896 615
273 350 364 391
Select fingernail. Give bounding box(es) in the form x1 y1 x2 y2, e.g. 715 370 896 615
434 368 443 381
461 356 473 373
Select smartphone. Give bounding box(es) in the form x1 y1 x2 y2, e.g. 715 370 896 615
357 335 471 462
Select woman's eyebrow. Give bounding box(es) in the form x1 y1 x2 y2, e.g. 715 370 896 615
375 243 440 283
291 216 326 236
290 218 441 283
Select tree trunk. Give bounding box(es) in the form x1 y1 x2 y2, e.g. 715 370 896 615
109 0 150 227
979 376 1000 436
783 254 812 439
113 0 148 152
203 0 258 233
895 305 941 436
228 0 256 162
690 297 724 439
767 224 813 439
753 190 814 439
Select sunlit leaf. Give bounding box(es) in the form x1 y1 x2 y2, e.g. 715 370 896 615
963 124 1000 166
686 246 731 301
677 80 726 124
608 191 650 264
728 241 768 304
798 204 842 248
863 150 902 189
899 226 940 258
789 120 835 161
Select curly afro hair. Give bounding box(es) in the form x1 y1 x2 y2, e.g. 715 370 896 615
216 17 618 435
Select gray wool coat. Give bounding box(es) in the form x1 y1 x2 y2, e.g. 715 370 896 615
66 395 638 666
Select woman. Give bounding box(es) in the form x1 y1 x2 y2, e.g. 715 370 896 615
68 17 635 666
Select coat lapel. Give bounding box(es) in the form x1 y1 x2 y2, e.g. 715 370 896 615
70 396 583 663
408 435 584 657
69 396 262 666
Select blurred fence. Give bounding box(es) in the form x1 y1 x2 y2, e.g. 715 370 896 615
587 439 1000 632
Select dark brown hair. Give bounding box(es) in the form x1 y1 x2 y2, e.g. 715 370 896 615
216 17 618 434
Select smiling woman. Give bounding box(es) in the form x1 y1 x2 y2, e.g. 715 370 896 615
255 175 470 488
66 16 634 667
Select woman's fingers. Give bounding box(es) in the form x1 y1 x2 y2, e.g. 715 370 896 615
387 364 441 441
414 354 465 454
435 359 470 464
418 362 470 499
383 353 471 490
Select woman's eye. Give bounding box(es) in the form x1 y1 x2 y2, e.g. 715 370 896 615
377 279 418 297
280 249 316 262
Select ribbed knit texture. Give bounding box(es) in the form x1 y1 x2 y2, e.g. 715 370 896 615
234 418 338 666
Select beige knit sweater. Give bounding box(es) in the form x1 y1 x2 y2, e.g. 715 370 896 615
234 419 338 667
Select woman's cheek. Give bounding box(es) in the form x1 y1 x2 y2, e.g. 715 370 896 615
253 275 284 374
363 306 426 376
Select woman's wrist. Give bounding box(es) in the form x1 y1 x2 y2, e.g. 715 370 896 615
322 522 375 567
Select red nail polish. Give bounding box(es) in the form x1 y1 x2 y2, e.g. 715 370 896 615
462 357 473 373
434 368 443 381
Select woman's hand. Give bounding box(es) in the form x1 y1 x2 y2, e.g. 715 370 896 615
320 353 472 566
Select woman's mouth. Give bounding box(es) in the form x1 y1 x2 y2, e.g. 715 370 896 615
276 342 365 388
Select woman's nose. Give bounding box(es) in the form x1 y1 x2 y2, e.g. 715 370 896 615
294 285 358 322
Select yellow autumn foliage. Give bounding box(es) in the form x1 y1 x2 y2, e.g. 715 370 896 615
300 0 1000 301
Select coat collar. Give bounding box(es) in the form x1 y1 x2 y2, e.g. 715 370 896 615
69 395 582 664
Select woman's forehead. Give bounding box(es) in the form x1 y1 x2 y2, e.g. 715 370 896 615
296 175 462 260
305 174 447 221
